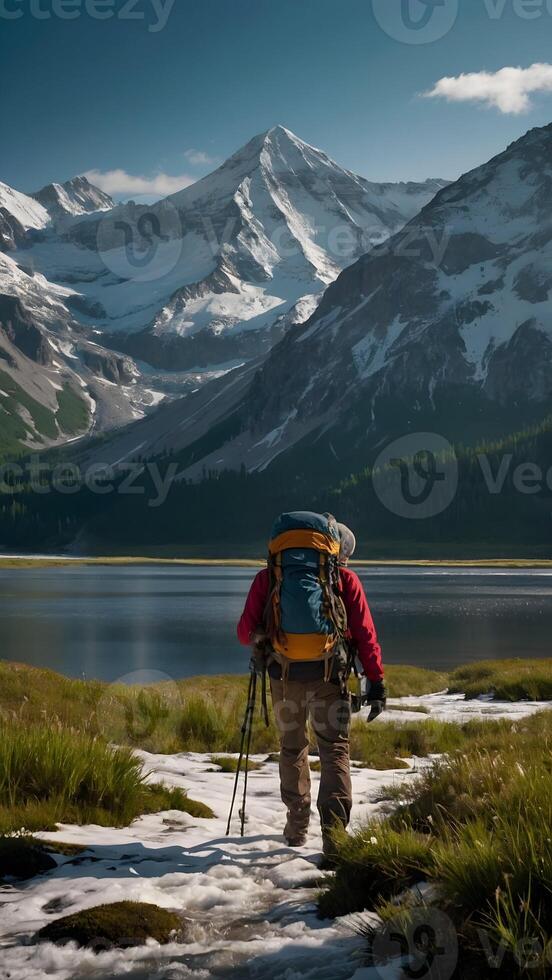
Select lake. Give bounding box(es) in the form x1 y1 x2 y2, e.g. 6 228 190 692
0 565 551 683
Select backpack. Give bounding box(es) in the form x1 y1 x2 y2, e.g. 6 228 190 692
263 511 349 683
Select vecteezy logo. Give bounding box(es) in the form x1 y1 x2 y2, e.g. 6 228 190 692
371 0 458 44
371 907 458 980
96 200 182 283
96 669 182 742
372 433 458 519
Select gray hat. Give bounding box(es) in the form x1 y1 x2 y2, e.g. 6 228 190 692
337 523 356 562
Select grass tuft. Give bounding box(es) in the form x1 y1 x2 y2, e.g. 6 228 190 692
448 658 552 701
318 822 434 919
209 755 261 773
349 717 507 770
384 665 448 698
141 784 215 819
0 721 214 833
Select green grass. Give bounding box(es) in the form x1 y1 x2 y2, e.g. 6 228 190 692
0 368 57 455
386 702 430 714
383 665 448 698
0 660 455 834
0 720 213 833
0 658 548 770
37 901 182 948
56 383 90 435
318 822 436 918
349 717 502 770
138 784 214 819
209 755 262 773
449 658 552 701
0 661 448 757
0 664 280 755
0 557 267 568
319 710 552 978
5 555 552 568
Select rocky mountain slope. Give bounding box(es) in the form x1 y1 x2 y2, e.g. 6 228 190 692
0 181 50 251
83 122 552 479
0 186 164 455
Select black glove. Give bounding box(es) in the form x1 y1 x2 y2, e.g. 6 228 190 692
250 634 269 674
365 679 387 723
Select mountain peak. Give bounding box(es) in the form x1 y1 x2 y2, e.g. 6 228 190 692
262 124 301 143
32 175 114 219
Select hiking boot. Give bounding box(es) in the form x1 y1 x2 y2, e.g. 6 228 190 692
284 806 310 846
318 831 339 869
285 833 308 848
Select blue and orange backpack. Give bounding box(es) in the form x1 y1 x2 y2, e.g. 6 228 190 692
263 511 349 682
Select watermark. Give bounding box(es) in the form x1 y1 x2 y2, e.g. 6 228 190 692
368 905 552 978
478 453 552 495
1 444 550 519
371 0 459 45
371 907 458 979
0 456 179 508
372 433 459 520
96 199 183 283
371 0 552 45
371 433 552 520
94 206 452 285
483 0 552 19
96 668 182 742
0 0 175 31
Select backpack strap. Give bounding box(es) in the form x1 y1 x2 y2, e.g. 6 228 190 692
320 553 348 639
264 551 286 650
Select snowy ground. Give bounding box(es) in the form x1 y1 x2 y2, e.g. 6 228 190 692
0 695 549 980
379 690 551 725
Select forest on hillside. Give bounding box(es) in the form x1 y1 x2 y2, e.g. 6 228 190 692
1 417 551 557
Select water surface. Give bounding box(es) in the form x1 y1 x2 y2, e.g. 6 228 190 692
0 565 550 681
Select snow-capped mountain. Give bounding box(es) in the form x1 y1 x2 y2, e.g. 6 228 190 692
84 122 552 478
32 175 114 221
0 181 50 251
0 127 446 454
12 127 446 372
123 125 444 368
0 179 167 454
0 175 113 249
0 246 167 454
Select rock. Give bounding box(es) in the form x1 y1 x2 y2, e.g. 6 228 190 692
37 900 183 949
0 837 57 882
0 295 52 365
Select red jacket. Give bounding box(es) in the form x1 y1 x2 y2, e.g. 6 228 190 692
237 566 383 682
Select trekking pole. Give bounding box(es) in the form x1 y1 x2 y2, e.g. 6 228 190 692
239 668 257 837
225 666 257 837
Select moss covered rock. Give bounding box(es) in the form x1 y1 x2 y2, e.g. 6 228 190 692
0 836 57 882
38 901 183 948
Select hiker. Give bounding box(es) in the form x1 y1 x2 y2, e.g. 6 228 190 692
237 511 385 856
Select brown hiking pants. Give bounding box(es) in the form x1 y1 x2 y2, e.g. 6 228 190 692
269 676 352 838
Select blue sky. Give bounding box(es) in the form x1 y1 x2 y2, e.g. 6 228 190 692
2 0 552 196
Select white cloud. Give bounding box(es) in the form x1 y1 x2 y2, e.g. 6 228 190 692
183 149 218 166
424 63 552 115
84 168 195 198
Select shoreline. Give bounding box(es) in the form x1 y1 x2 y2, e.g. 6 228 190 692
1 555 552 570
